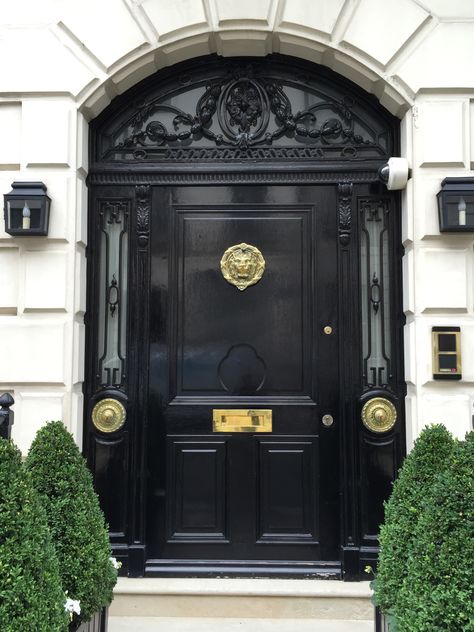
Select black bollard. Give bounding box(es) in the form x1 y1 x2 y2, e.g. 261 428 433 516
0 393 14 440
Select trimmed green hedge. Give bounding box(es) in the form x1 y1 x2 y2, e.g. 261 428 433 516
375 425 474 632
375 424 457 614
395 431 474 632
0 438 67 631
26 421 117 625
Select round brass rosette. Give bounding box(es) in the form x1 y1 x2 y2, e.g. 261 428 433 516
92 398 126 433
361 397 397 433
220 243 265 291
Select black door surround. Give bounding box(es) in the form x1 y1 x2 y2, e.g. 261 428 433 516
85 55 406 580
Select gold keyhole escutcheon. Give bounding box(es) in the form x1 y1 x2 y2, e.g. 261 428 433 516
92 398 126 433
361 397 397 433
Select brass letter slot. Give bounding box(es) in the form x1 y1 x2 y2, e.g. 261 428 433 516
213 409 272 433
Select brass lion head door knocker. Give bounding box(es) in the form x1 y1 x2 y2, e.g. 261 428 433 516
220 243 265 291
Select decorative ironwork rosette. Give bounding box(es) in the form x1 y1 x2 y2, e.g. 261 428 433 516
220 243 265 291
92 398 126 433
361 397 397 433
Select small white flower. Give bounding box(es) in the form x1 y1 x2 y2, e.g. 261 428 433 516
109 556 122 570
64 598 81 616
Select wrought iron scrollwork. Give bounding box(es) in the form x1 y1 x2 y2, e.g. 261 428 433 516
111 65 381 157
220 78 268 148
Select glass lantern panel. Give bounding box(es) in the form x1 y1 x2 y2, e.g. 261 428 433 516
445 194 474 228
6 199 43 230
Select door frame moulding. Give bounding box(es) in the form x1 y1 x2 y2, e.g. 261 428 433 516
87 165 383 186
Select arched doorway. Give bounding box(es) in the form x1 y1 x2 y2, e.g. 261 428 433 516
85 54 405 579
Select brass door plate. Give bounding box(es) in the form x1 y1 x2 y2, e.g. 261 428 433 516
92 398 126 433
361 397 397 433
213 409 272 433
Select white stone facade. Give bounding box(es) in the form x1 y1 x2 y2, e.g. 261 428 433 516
1 0 473 452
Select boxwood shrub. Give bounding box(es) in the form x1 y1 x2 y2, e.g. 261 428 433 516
26 421 117 626
394 431 474 631
374 424 456 614
0 438 68 631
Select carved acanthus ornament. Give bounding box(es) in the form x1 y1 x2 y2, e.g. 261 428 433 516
135 184 150 248
338 182 353 246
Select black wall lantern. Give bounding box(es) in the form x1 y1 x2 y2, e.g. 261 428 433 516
3 182 51 236
437 177 474 232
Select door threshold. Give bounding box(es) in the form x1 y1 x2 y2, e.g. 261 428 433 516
144 559 342 579
111 576 373 620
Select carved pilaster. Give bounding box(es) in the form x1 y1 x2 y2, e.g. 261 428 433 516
338 182 353 246
128 183 152 565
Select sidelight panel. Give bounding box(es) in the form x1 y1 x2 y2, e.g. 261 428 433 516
359 199 392 389
355 191 405 578
97 199 129 389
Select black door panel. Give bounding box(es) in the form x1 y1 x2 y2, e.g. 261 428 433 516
147 185 339 563
166 438 228 542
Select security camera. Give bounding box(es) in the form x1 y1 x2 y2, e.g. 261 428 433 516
378 157 410 190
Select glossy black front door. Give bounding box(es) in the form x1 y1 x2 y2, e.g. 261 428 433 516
87 54 406 579
146 184 340 571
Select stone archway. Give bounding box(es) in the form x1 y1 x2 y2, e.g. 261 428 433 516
78 10 413 122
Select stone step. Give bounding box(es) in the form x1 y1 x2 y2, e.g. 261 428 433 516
109 616 374 631
111 578 373 620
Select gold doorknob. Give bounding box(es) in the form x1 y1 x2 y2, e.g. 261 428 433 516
361 397 396 433
91 398 126 433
